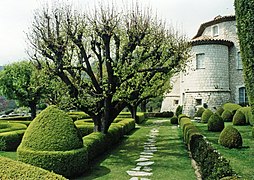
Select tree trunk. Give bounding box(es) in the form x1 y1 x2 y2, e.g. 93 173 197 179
29 101 37 120
93 115 102 132
140 100 147 112
127 104 138 123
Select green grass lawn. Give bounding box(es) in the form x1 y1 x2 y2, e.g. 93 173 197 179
0 151 17 160
77 118 196 180
194 121 254 179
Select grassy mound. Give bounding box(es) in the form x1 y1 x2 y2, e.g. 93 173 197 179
218 125 242 148
17 105 87 178
0 156 66 179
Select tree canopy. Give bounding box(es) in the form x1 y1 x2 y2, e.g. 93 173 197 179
0 61 49 119
28 2 190 133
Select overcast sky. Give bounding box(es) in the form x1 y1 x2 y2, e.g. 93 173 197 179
0 0 234 66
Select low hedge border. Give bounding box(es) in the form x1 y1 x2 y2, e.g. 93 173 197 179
83 118 135 162
180 117 235 179
117 112 146 124
145 111 174 118
0 129 25 151
0 156 66 180
0 122 27 133
0 116 31 121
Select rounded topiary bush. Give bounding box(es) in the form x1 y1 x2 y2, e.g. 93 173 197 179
218 125 242 148
233 110 246 125
222 103 241 116
17 105 87 178
221 110 233 122
215 106 224 116
201 109 213 123
194 107 205 118
208 113 224 132
170 116 178 125
175 105 183 117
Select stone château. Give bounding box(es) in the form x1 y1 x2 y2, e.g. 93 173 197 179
161 15 247 116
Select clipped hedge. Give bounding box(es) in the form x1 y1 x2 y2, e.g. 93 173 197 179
208 113 224 132
0 130 25 151
178 114 189 124
223 103 241 115
232 110 246 125
0 122 27 133
215 106 224 116
17 105 87 178
76 124 94 137
179 117 191 129
201 109 213 123
219 125 242 148
170 116 178 125
221 110 233 122
67 111 90 121
146 111 174 118
194 107 205 118
237 107 253 125
180 119 234 179
117 112 145 124
0 116 31 121
0 156 66 180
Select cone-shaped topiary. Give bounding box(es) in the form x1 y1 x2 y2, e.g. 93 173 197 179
218 125 242 148
17 105 87 178
208 113 224 132
221 110 233 122
215 106 224 116
233 110 246 125
201 109 213 123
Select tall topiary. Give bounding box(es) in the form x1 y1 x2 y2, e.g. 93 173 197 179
208 113 224 132
233 110 246 125
201 109 213 123
219 125 243 148
194 107 205 118
222 103 241 116
235 0 254 127
221 110 233 122
215 106 224 116
175 105 183 117
17 105 87 178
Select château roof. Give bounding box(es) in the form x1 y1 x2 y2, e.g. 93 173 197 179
191 35 234 47
192 15 235 39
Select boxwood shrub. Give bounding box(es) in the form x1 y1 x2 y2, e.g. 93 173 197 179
237 107 253 125
232 110 246 125
0 156 66 180
218 125 242 148
194 107 205 118
67 111 90 121
221 110 233 122
0 122 27 133
201 109 213 123
223 103 241 115
208 113 224 132
0 129 25 151
170 116 178 125
17 105 87 178
215 106 224 116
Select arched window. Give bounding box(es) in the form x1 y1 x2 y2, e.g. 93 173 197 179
239 87 248 105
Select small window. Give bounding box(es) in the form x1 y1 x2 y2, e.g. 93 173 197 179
212 25 219 37
196 53 205 69
237 52 243 69
174 100 179 105
196 99 202 106
239 87 248 105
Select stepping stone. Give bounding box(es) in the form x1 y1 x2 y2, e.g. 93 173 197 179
126 171 153 177
132 166 142 171
143 149 156 153
141 178 151 180
143 166 153 172
137 161 154 166
136 157 150 162
130 177 139 180
141 152 153 155
140 155 153 158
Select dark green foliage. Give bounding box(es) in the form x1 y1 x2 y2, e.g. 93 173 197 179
208 113 224 132
219 125 243 148
201 109 213 123
233 110 246 125
170 116 178 124
150 111 174 118
182 123 202 147
237 107 253 125
190 136 234 179
252 127 254 138
0 130 25 151
0 156 66 180
175 105 183 117
194 107 205 117
235 0 254 132
17 105 87 178
223 103 241 115
216 106 224 116
221 110 233 122
0 122 27 133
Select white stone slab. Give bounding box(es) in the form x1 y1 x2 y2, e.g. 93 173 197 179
135 157 150 162
127 171 153 177
137 161 154 166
